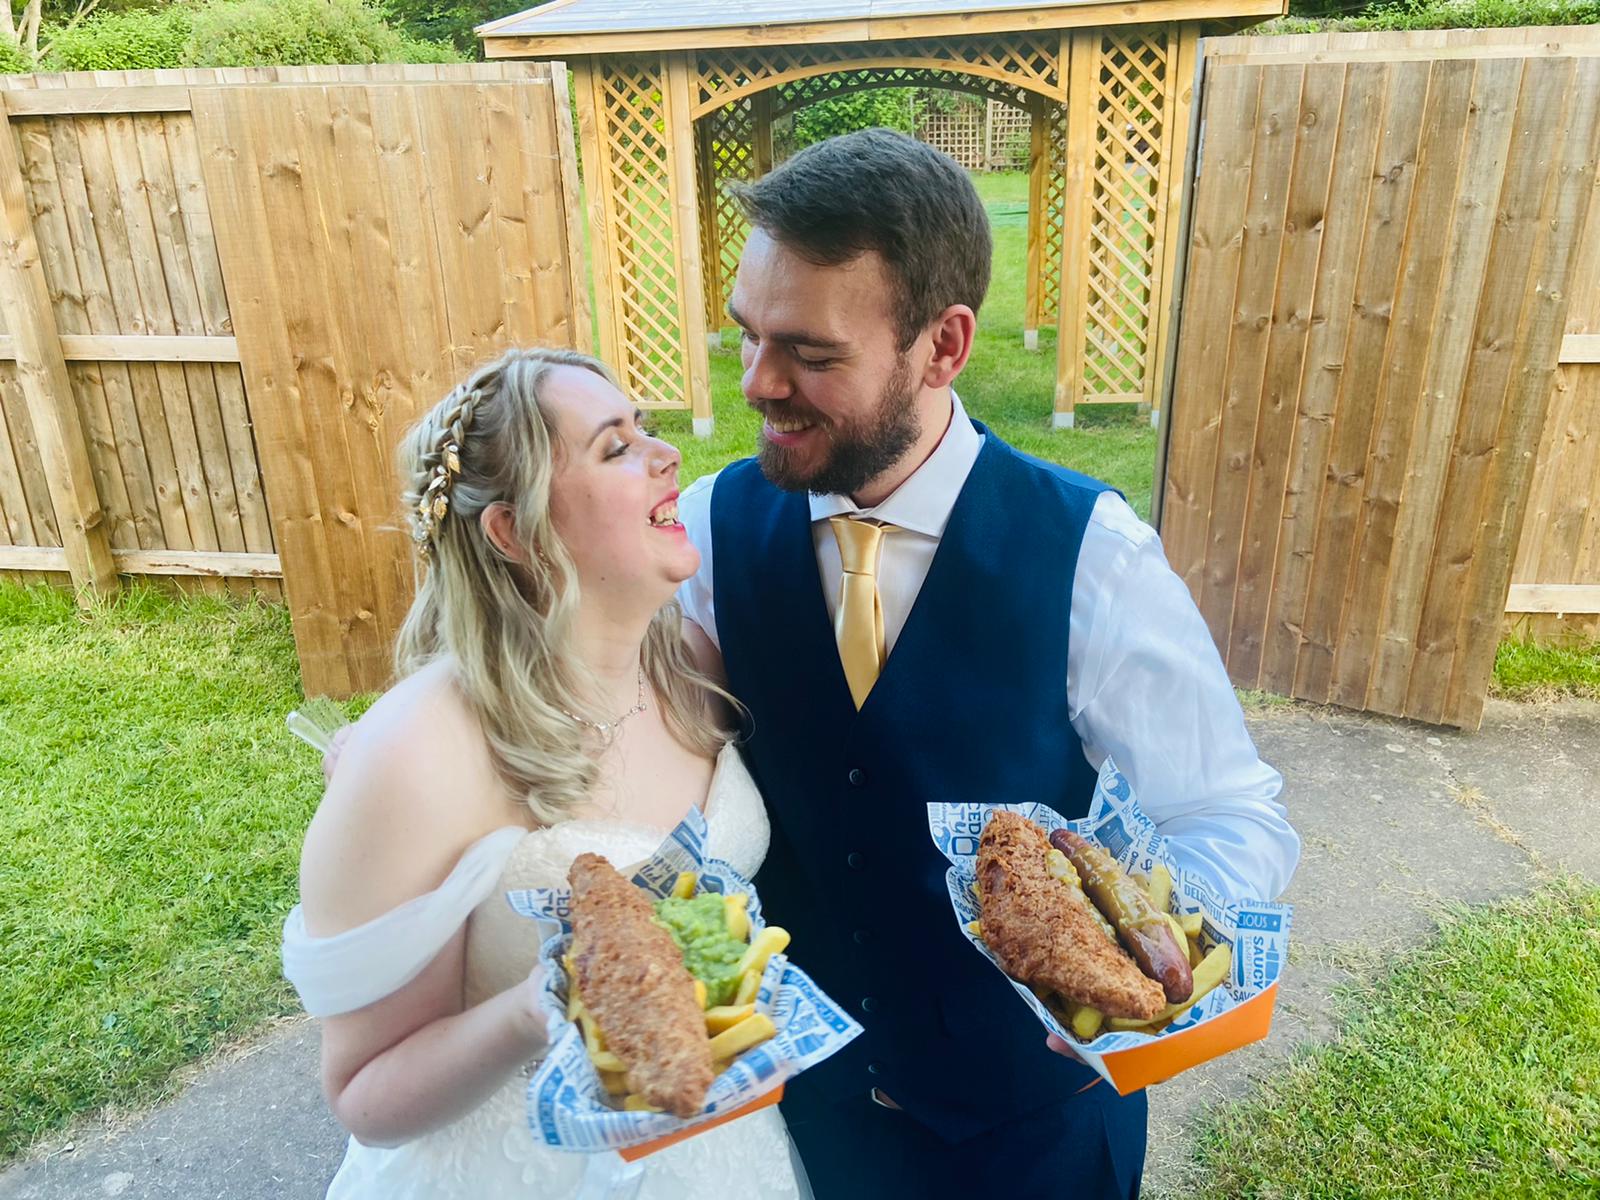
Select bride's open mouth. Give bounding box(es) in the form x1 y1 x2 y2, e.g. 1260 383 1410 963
648 494 682 531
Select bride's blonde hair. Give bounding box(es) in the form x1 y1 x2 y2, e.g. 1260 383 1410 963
396 346 727 825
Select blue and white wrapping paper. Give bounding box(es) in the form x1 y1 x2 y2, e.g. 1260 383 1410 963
927 760 1292 1087
507 806 864 1153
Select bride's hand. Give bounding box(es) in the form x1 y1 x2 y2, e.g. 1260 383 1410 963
322 724 354 784
520 963 552 1047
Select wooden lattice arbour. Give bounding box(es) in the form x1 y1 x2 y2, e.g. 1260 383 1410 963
482 0 1282 432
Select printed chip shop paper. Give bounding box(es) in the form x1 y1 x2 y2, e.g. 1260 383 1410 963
507 805 863 1156
928 761 1292 1095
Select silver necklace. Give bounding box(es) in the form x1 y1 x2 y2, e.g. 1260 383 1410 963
562 667 647 737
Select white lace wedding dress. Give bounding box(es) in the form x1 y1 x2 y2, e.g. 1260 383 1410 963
282 743 807 1200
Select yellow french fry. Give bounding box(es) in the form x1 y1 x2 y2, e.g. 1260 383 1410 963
1148 864 1173 914
734 968 762 1007
1180 910 1204 938
580 1013 605 1055
703 1002 757 1034
724 893 751 941
670 871 697 900
598 1069 629 1096
706 1012 777 1060
1070 1003 1104 1040
567 989 584 1021
968 919 983 937
1189 935 1205 968
736 926 790 977
693 979 708 1010
1166 913 1188 951
623 1094 663 1113
589 1048 626 1073
1107 943 1233 1030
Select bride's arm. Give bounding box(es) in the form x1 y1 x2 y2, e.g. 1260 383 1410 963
298 705 548 1148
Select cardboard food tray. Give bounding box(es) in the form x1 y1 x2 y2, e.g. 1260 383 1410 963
928 761 1291 1095
507 806 863 1156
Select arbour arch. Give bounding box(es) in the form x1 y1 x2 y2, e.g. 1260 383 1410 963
483 9 1210 433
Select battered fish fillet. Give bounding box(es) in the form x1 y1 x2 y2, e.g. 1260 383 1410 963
567 853 715 1117
977 812 1165 1021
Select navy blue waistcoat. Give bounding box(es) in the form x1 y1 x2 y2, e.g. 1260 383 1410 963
710 423 1115 1143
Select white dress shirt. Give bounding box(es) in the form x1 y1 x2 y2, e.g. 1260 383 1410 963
676 393 1300 904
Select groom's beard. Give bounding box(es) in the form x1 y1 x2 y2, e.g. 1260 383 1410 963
756 357 920 497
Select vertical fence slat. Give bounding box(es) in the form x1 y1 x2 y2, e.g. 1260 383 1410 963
1406 59 1569 724
1227 61 1344 687
1295 61 1427 703
0 104 115 599
1367 57 1521 715
1330 58 1476 712
1197 63 1303 656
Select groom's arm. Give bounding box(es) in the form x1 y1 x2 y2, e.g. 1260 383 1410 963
1068 493 1300 905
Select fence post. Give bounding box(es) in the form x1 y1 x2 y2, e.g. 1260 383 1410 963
0 102 116 602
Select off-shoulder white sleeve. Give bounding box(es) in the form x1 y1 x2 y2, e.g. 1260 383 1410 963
282 826 528 1017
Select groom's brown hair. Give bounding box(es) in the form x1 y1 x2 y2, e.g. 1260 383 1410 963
731 128 992 351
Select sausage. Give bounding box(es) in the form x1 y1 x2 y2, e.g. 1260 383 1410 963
1048 829 1194 1004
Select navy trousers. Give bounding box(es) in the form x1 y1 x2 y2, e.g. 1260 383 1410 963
781 1080 1147 1200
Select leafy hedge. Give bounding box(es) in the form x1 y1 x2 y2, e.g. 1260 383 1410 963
1261 0 1600 33
37 0 461 72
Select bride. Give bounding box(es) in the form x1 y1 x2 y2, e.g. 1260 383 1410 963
282 347 805 1198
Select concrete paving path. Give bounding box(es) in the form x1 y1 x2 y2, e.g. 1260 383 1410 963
4 698 1596 1200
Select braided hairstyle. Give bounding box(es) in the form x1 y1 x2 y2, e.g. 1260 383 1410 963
394 346 728 825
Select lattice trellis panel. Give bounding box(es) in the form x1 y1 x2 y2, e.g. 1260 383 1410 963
1081 30 1168 403
695 34 1065 116
699 99 762 327
591 57 691 406
1038 99 1070 326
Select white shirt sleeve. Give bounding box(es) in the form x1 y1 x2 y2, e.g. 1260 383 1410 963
281 826 526 1017
677 470 721 650
1068 493 1301 904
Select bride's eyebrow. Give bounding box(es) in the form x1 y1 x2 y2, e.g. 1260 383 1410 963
586 409 644 447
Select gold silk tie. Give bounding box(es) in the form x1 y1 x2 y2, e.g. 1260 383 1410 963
830 516 895 710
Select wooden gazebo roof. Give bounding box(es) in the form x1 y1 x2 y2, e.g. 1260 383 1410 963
478 0 1283 57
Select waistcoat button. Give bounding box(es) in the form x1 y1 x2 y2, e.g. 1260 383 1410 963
846 852 865 870
847 768 866 787
861 996 878 1013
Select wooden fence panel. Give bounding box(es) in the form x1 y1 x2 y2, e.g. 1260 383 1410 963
194 75 584 696
1163 45 1600 729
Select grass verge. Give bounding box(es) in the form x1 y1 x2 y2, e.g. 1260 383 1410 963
0 583 323 1159
1493 638 1600 702
1178 877 1600 1199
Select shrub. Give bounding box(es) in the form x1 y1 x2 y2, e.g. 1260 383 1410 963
43 7 192 71
42 0 463 72
0 36 34 74
187 0 463 67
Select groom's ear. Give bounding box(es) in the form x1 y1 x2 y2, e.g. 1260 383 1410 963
920 304 976 389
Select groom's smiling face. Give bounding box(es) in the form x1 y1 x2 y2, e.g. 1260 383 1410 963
730 228 924 501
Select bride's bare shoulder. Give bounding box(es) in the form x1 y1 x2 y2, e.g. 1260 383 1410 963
299 660 513 934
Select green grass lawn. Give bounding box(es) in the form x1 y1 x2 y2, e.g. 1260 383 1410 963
1174 877 1600 1199
0 584 324 1159
1493 638 1600 702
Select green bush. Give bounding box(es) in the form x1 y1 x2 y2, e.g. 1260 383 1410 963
0 36 34 74
42 0 463 71
1267 0 1600 32
784 87 916 154
43 7 191 71
188 0 462 67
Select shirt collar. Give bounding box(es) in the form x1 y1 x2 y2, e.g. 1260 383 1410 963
808 390 983 538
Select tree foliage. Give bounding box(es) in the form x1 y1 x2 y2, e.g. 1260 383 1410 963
19 0 463 70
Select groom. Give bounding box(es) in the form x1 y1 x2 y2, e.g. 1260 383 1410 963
676 129 1299 1197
